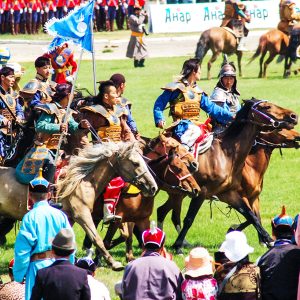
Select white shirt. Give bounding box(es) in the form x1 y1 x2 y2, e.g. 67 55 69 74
88 275 111 300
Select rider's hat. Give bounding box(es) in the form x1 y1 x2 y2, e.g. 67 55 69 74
219 63 236 78
142 221 165 248
272 206 294 228
29 168 50 193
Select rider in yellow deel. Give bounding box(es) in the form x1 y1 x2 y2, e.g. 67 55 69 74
278 0 300 35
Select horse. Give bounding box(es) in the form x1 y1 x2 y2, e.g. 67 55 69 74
157 127 300 245
154 98 298 253
0 142 158 270
284 23 300 77
195 27 242 80
248 29 289 78
81 135 201 261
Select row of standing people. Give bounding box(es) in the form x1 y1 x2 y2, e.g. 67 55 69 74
115 207 300 300
0 0 146 34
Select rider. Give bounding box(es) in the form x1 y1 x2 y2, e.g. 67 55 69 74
278 0 300 35
221 0 251 51
80 80 134 224
22 83 90 184
153 58 233 150
109 73 140 139
210 62 241 134
43 43 78 84
0 66 24 163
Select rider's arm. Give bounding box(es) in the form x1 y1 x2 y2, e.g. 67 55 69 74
30 91 43 109
233 3 248 19
153 89 179 127
200 93 233 124
35 113 60 133
16 98 25 119
126 105 138 134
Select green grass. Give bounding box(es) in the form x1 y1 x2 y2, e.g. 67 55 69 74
0 53 299 299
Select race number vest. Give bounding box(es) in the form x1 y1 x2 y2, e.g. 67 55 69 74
81 104 123 142
35 103 66 150
163 81 202 125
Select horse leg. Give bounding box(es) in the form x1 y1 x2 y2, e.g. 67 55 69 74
71 205 124 271
263 52 276 78
172 194 205 254
103 222 123 249
157 195 174 230
0 217 16 245
207 52 220 80
125 222 135 262
252 197 264 243
259 50 267 78
284 55 291 78
82 217 101 250
237 51 243 77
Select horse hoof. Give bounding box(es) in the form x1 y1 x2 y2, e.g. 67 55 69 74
112 261 124 271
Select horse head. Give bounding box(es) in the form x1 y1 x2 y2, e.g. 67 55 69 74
241 98 298 130
117 142 158 197
148 148 200 197
257 128 300 149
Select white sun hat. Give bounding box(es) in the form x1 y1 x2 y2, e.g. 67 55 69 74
220 231 254 263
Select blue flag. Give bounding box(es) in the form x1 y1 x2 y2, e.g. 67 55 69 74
45 0 95 52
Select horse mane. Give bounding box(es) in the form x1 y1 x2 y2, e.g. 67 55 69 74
57 142 136 200
220 98 260 139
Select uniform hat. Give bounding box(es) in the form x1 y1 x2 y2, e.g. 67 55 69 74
220 231 253 263
76 257 97 274
142 221 165 248
272 206 294 228
184 247 214 277
53 83 72 102
29 168 50 193
52 228 76 251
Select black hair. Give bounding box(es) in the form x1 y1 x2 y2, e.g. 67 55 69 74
272 225 294 240
0 66 14 78
181 58 200 79
94 80 116 104
52 83 72 102
52 246 75 257
35 56 51 68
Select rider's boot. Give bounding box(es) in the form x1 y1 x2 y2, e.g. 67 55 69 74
237 37 247 51
103 200 122 224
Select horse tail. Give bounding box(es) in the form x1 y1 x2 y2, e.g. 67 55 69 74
248 35 267 65
195 31 209 64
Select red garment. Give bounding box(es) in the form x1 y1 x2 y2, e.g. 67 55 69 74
12 0 21 10
107 0 117 7
103 176 125 201
56 0 65 8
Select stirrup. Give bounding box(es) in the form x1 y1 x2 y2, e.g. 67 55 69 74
103 214 122 224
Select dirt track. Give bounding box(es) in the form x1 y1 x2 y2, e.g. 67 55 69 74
0 30 267 62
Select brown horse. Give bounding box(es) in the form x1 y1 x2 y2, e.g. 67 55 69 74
0 142 158 270
248 29 289 78
154 99 297 253
157 128 300 245
195 27 242 80
82 135 201 261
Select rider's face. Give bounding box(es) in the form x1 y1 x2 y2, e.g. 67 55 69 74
104 86 118 106
36 64 51 79
194 66 201 81
1 74 15 90
221 76 235 90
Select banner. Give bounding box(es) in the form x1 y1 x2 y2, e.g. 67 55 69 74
149 0 300 33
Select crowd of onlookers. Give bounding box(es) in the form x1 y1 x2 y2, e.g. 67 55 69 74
0 203 299 300
0 0 146 35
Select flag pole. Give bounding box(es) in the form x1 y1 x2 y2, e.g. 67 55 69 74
91 17 97 95
54 48 84 165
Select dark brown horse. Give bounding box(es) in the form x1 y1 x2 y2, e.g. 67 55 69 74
157 128 300 244
155 99 297 253
248 29 289 78
195 27 242 80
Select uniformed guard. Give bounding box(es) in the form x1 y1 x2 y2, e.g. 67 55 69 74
278 0 300 35
81 80 134 223
221 0 251 51
153 58 233 149
0 66 24 163
43 43 78 84
210 62 241 134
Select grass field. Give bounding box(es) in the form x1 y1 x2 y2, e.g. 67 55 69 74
0 52 299 299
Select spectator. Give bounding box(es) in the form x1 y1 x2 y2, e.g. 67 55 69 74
31 228 91 300
117 222 183 300
182 247 218 300
215 230 261 300
76 256 111 300
295 214 300 300
0 259 25 300
13 172 73 300
258 206 300 300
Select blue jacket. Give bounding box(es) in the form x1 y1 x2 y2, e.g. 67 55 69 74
153 88 233 126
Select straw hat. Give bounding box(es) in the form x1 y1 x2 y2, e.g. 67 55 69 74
220 231 253 263
184 247 213 278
